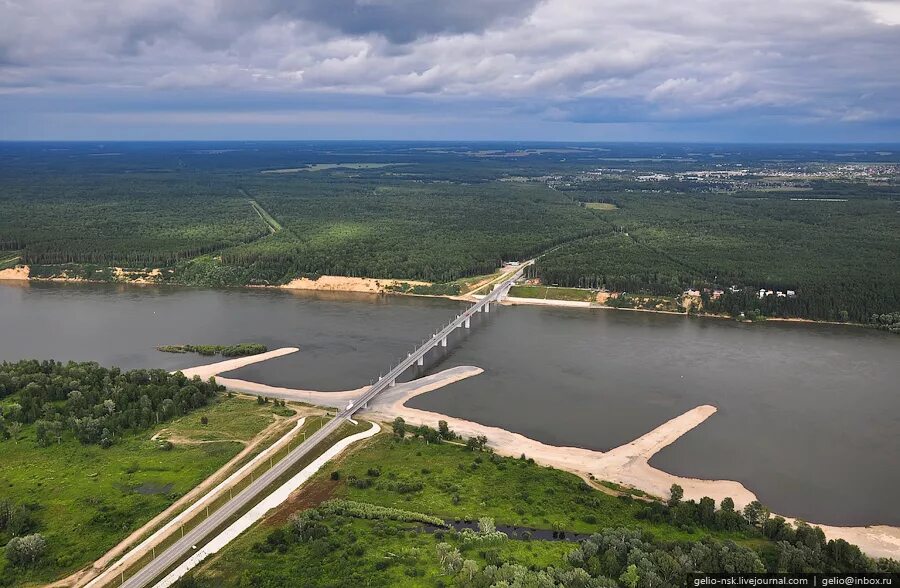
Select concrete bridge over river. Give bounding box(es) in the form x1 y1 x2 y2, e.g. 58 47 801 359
119 262 529 588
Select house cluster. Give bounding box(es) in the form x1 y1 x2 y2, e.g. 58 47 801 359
758 288 796 299
683 288 725 299
683 286 797 301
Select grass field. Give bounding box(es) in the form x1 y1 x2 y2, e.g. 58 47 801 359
585 202 619 211
0 396 289 586
509 284 596 302
193 512 575 587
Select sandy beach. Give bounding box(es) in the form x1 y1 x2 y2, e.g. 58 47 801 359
184 348 900 559
281 275 429 294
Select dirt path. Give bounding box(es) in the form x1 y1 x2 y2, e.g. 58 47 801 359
247 199 283 233
54 412 303 588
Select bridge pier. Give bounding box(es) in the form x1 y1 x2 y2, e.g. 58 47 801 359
417 355 424 366
484 302 491 313
440 337 447 347
464 317 470 328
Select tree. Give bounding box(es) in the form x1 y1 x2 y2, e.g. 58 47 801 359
743 500 768 526
392 417 406 438
438 420 452 440
460 559 479 581
466 435 488 451
436 542 463 575
6 533 47 566
478 517 496 534
619 563 640 588
200 416 209 425
698 496 716 527
34 419 52 447
8 421 22 444
668 484 684 507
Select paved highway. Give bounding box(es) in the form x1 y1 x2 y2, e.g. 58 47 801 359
119 262 528 588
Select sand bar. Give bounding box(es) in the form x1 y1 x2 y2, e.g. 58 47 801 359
177 347 300 380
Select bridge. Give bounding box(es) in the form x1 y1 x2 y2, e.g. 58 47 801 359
119 262 529 588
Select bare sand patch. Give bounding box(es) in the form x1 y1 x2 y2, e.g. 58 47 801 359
504 296 592 308
0 265 29 281
178 348 300 380
113 267 163 284
281 275 430 294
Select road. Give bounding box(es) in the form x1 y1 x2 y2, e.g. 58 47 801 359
118 261 529 588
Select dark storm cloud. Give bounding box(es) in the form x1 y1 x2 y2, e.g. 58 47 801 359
0 0 898 140
221 0 541 43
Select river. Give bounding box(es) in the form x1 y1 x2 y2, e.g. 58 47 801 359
1 281 897 526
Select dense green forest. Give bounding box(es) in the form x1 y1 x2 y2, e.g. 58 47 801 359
1 142 897 325
0 174 268 267
534 189 900 323
0 359 222 447
215 180 602 284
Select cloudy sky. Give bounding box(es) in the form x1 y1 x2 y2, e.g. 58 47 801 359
1 0 899 141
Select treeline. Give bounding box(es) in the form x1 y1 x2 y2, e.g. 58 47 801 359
871 312 900 333
157 343 268 357
704 284 900 324
0 360 222 447
640 485 893 573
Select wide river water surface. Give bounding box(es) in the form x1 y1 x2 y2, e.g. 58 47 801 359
1 281 897 526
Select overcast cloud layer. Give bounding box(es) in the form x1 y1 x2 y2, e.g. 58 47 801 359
1 0 899 141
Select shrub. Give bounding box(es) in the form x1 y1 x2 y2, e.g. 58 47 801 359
6 533 47 566
319 500 447 527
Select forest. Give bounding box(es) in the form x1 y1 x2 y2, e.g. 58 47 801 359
0 359 222 447
0 142 897 325
534 189 900 323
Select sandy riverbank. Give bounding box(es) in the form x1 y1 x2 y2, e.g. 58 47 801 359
184 349 900 559
0 265 29 281
281 275 429 294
